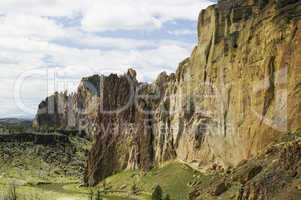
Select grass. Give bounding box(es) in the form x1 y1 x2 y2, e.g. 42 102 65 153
99 161 208 200
0 130 209 200
0 134 90 200
0 161 207 200
61 161 206 199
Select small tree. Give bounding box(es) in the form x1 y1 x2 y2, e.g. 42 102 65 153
95 190 102 200
152 185 163 200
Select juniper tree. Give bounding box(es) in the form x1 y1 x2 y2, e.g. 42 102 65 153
152 185 163 200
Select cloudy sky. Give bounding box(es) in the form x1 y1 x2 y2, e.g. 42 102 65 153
0 0 215 118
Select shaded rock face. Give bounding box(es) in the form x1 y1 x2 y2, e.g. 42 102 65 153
34 0 301 186
84 71 157 185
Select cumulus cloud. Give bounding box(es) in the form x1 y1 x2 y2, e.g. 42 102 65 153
0 0 214 31
0 0 83 17
0 14 66 40
0 0 215 118
81 0 214 31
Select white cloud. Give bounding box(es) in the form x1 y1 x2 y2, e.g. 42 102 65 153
80 0 214 31
0 29 192 117
0 14 66 40
0 0 83 17
168 29 196 36
0 0 216 118
80 1 162 31
0 0 214 31
59 30 158 50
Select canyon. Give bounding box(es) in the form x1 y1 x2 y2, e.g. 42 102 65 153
28 0 301 199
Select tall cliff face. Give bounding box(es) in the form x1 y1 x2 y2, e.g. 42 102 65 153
34 0 301 186
167 0 301 167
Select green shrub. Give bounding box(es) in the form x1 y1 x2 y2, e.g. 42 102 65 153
152 185 163 200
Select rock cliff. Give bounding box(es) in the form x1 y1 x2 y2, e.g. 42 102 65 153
34 0 301 186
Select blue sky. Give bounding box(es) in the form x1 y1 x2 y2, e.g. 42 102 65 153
0 0 215 118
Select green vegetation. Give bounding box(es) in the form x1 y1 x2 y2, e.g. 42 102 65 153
95 190 102 200
100 161 207 200
0 120 207 200
0 161 207 200
151 185 162 200
88 190 103 200
1 184 17 200
0 135 90 184
0 127 91 200
131 182 139 195
0 119 32 134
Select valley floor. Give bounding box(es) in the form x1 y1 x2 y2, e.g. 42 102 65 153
0 161 205 200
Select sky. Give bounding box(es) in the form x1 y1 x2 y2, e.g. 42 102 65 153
0 0 215 119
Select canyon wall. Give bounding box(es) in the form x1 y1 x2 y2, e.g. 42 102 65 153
33 0 301 186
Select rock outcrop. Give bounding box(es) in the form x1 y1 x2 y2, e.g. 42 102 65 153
33 0 301 186
189 131 301 200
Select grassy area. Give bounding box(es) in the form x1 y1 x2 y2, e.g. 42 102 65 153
0 143 85 184
0 125 209 200
0 161 210 200
51 161 208 199
0 134 90 199
99 161 208 200
0 120 209 199
0 184 87 200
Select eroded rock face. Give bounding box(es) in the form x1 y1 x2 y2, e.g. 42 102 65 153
34 0 301 186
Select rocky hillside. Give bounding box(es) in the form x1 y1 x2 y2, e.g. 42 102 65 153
33 0 301 187
190 131 301 200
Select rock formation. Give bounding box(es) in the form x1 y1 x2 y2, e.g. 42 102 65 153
34 0 301 186
189 132 301 200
